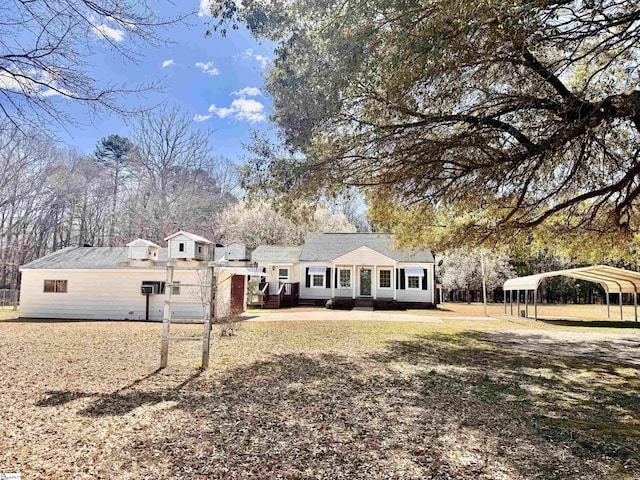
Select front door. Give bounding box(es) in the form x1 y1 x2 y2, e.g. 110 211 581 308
230 275 245 313
278 268 291 294
360 268 372 296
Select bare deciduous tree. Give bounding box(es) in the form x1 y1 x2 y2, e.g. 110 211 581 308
0 0 189 132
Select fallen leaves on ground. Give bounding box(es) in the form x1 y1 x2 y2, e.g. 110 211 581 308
0 316 638 479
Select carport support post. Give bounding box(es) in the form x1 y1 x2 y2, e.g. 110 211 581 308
509 290 513 315
525 290 528 318
504 290 506 314
517 290 520 317
606 290 610 318
534 288 538 321
620 292 623 321
634 289 638 323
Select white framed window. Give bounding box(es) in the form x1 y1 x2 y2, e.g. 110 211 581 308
178 242 185 253
379 269 391 288
339 268 351 288
197 245 203 255
172 281 181 295
312 274 325 288
407 276 420 289
44 280 67 293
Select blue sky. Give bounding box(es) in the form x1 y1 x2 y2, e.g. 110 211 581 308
56 1 275 161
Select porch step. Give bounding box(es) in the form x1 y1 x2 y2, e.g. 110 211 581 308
352 306 373 312
354 299 374 308
263 298 280 309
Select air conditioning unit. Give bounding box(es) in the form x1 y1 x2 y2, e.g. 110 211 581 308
141 281 165 295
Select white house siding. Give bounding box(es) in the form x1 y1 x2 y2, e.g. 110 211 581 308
214 271 232 318
129 246 149 260
225 243 247 261
168 235 206 261
395 264 435 304
20 269 207 321
259 263 300 293
333 264 354 298
298 262 333 300
298 262 434 303
332 246 397 267
331 247 397 300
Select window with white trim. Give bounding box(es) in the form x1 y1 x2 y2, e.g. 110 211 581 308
197 245 203 255
339 268 351 288
312 274 325 288
379 269 391 288
44 280 67 293
178 242 185 252
407 276 420 289
172 281 181 295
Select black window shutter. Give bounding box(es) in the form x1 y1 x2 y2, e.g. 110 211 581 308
326 267 331 288
400 269 406 289
396 269 399 289
422 269 428 290
335 268 338 287
305 267 310 288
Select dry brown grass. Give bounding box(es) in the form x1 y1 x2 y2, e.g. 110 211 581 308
1 312 639 479
433 301 640 321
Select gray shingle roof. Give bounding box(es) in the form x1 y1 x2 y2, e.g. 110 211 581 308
251 246 303 264
299 233 434 263
23 234 433 269
21 247 170 269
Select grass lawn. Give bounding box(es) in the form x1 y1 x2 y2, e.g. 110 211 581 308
404 301 640 322
1 310 639 479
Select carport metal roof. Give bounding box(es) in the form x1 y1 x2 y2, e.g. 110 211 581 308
504 265 640 294
503 265 640 322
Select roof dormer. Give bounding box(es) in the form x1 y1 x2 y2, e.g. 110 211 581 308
164 231 212 261
126 238 160 261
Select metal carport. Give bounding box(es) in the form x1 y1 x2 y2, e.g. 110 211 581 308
503 265 640 322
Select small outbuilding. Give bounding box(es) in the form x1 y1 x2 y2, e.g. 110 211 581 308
19 232 260 321
503 265 640 322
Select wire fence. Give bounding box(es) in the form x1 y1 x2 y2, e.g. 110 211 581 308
0 289 19 309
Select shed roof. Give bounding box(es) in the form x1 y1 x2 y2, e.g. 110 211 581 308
21 247 169 269
503 265 640 294
164 231 212 244
251 246 303 264
126 238 160 248
299 233 434 263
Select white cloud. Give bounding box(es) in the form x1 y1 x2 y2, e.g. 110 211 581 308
195 61 220 76
232 86 261 97
193 113 213 122
208 105 235 118
162 59 175 68
239 49 272 69
198 0 213 17
254 54 271 69
41 88 66 97
93 24 125 42
0 70 70 98
207 98 266 123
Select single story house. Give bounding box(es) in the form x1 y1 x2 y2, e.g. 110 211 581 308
252 233 436 308
19 231 256 321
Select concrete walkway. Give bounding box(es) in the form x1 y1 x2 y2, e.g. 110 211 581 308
242 309 499 323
